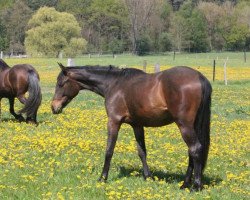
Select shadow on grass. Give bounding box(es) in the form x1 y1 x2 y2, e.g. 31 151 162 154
0 118 18 123
117 166 222 186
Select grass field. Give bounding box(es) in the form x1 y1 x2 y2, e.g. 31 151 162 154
0 53 249 199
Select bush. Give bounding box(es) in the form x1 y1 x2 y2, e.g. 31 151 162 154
136 35 152 56
159 32 172 52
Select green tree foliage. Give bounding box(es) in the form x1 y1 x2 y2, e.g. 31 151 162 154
25 0 58 11
159 32 172 52
25 7 87 57
86 0 129 52
1 0 32 53
136 34 152 55
0 0 14 12
188 9 209 52
224 24 249 50
0 20 8 51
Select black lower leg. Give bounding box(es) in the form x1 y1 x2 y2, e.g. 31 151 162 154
180 153 194 189
9 98 25 121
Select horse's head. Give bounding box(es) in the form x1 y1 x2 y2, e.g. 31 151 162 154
51 63 80 114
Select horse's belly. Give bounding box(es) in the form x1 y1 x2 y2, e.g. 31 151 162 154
129 109 174 127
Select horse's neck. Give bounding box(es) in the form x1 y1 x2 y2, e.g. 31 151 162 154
0 66 9 72
0 66 9 74
77 68 118 97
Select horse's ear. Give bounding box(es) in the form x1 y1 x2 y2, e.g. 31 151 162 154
58 62 67 75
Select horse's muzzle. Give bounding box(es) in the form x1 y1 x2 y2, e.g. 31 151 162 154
51 100 62 114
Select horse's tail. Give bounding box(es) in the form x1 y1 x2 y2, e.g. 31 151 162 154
195 74 212 171
19 70 42 120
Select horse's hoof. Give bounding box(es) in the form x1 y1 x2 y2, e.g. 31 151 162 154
98 177 107 183
192 183 203 191
144 174 154 181
180 182 191 190
26 119 38 126
17 116 25 122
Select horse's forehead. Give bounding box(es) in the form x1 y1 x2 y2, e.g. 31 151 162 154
57 72 67 83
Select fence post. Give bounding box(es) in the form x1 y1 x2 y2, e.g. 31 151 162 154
155 63 160 73
143 60 147 72
67 58 75 66
244 49 246 63
58 51 63 59
173 51 176 61
0 51 3 59
224 57 228 85
213 60 216 82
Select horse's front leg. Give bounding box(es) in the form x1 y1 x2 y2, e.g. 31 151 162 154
9 98 25 122
99 119 121 182
132 126 152 179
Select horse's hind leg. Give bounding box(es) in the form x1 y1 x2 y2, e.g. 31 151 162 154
9 98 25 122
178 123 203 191
180 153 194 189
0 98 2 121
133 126 152 179
17 94 27 104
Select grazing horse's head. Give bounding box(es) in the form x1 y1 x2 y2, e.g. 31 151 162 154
51 63 80 114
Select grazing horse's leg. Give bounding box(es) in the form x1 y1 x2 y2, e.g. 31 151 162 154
132 126 152 179
99 119 121 182
17 94 27 104
0 98 1 121
8 98 25 122
178 123 203 191
180 153 194 189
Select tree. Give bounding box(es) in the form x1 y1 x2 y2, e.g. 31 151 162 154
198 2 222 51
148 2 172 52
1 0 32 54
158 32 172 52
188 9 209 52
123 0 159 54
25 0 58 11
86 0 129 52
25 7 87 57
217 1 250 50
0 0 14 12
0 20 8 51
169 14 189 52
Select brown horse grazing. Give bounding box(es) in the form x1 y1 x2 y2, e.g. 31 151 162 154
0 59 42 124
51 63 212 191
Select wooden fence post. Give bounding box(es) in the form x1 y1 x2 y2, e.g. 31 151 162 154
244 50 246 63
213 60 216 82
143 60 147 72
155 63 160 73
67 58 75 66
224 57 228 85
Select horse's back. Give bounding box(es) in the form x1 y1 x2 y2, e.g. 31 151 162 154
118 66 206 127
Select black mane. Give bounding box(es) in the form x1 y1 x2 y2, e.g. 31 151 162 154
0 59 10 70
67 65 145 78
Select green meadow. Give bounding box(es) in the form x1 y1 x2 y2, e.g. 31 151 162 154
0 52 249 199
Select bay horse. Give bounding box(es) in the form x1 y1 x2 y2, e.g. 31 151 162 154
51 63 212 191
0 59 42 124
